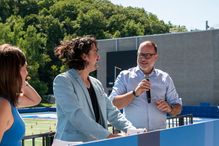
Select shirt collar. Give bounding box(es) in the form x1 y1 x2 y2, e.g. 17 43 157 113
136 65 156 77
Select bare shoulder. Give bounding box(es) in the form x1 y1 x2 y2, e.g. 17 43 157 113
0 98 12 116
0 98 13 132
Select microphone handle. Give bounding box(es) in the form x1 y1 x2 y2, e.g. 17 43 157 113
146 78 151 103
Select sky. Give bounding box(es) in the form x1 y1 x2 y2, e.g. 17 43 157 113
109 0 219 31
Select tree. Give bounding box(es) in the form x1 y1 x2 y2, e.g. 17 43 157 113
0 15 25 45
49 0 79 21
76 9 107 39
0 0 187 97
18 25 48 96
123 20 144 37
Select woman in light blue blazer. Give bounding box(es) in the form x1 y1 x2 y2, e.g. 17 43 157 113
53 36 136 142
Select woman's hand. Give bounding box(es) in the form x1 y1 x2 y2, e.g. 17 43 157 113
107 133 127 138
18 63 41 108
20 63 28 89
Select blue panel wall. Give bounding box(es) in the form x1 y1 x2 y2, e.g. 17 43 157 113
77 134 138 146
138 131 160 146
77 119 219 146
160 124 205 146
208 120 219 146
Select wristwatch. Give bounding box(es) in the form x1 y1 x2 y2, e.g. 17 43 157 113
132 90 139 97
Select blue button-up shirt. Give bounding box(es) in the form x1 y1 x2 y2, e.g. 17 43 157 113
109 66 182 131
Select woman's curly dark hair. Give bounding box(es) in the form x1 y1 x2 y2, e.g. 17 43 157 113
55 36 97 70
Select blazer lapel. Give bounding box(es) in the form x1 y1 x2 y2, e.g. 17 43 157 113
68 69 95 118
89 77 106 123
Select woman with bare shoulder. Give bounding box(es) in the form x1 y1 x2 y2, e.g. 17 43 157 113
0 44 42 146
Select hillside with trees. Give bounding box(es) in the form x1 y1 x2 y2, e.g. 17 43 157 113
0 0 187 98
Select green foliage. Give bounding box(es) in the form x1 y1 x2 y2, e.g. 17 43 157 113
76 9 107 38
19 25 48 95
0 0 187 101
49 0 79 21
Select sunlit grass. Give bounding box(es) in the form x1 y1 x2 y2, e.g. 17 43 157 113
24 118 56 135
23 118 56 146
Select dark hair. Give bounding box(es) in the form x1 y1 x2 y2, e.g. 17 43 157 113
0 44 26 106
55 36 97 70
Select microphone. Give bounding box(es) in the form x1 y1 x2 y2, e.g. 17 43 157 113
144 75 151 103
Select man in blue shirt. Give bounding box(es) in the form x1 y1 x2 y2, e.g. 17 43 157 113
109 40 182 131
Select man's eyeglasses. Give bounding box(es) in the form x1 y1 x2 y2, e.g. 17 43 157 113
138 53 156 59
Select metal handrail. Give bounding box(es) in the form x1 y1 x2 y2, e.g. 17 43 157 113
22 132 55 146
112 114 193 133
166 114 193 128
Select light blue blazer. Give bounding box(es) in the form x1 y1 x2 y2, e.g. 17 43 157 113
53 69 134 142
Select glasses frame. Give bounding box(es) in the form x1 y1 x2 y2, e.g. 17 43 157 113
138 52 157 59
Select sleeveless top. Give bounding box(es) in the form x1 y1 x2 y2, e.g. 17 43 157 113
0 103 25 146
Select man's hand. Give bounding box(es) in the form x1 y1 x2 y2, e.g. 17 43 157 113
155 99 172 113
107 133 127 138
156 100 182 116
134 79 150 97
